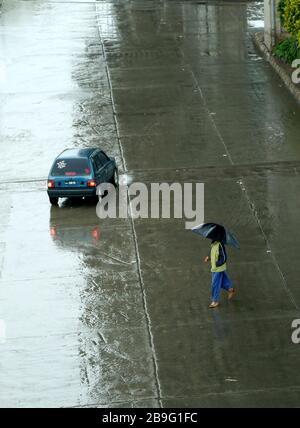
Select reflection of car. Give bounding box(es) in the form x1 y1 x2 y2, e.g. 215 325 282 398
47 148 118 205
49 204 101 250
50 224 101 247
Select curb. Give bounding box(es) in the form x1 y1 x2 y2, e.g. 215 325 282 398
253 32 300 104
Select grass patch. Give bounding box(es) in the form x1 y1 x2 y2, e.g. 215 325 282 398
274 36 300 64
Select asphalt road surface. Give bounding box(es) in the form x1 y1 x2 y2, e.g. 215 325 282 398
1 0 300 408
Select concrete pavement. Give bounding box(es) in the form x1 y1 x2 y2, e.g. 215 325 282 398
1 0 300 407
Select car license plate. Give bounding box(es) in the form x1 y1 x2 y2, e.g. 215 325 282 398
65 181 76 185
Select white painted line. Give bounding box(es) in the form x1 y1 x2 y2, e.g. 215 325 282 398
0 320 6 344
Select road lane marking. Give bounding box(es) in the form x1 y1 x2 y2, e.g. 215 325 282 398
0 320 6 344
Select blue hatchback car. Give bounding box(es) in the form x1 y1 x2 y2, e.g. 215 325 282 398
47 148 118 205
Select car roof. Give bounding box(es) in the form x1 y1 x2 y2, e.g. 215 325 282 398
56 148 100 159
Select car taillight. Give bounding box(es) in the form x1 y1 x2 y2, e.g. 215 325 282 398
48 180 55 188
87 180 96 187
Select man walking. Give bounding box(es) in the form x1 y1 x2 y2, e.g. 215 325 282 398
204 240 235 308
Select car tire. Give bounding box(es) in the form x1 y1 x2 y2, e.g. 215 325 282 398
112 168 119 188
49 197 59 206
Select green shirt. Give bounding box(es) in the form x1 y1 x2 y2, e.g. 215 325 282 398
210 241 227 273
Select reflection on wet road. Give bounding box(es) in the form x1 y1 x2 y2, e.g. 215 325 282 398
1 0 300 407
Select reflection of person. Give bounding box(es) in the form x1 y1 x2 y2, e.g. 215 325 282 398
211 310 231 342
204 241 235 309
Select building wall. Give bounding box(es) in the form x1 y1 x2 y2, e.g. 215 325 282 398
264 0 282 50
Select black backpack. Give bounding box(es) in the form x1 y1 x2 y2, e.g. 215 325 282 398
216 242 227 267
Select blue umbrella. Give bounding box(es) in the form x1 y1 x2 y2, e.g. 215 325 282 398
192 223 239 248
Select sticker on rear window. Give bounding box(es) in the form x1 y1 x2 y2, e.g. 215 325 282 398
57 160 67 169
51 158 91 176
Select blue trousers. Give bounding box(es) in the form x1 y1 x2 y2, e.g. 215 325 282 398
211 271 232 302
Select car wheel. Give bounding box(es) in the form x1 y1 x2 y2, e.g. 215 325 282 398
112 168 119 187
49 197 59 206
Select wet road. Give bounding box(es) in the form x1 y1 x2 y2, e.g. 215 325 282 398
1 0 300 408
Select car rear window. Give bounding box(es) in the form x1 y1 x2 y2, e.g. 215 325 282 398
51 158 91 176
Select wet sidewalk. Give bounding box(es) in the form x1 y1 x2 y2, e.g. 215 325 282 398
1 0 300 407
